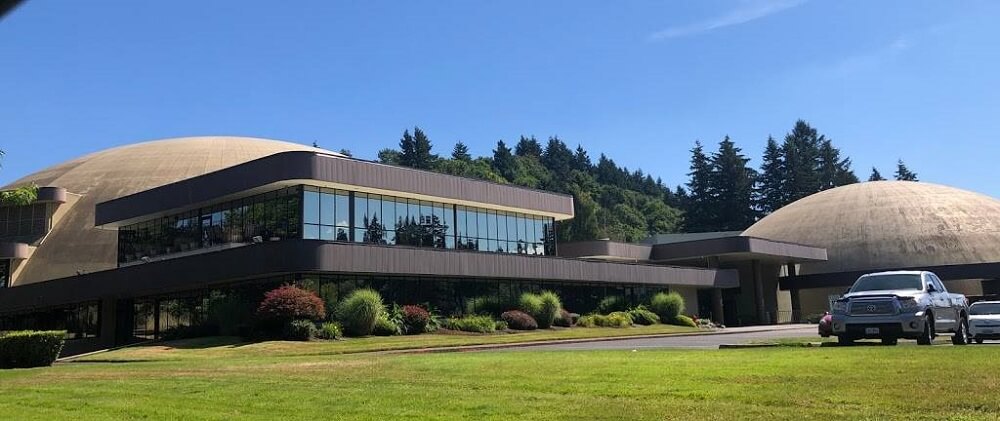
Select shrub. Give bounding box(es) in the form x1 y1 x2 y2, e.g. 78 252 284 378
401 305 431 334
596 296 626 314
256 285 326 325
518 293 544 317
535 291 562 329
0 330 66 369
335 288 385 336
316 322 342 340
649 292 685 322
672 315 698 328
577 312 632 328
445 315 496 333
501 310 538 330
553 309 578 327
373 312 403 336
494 320 509 331
465 295 510 317
628 306 661 326
283 319 317 341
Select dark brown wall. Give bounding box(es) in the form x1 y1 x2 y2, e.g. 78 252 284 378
96 152 574 226
0 240 737 314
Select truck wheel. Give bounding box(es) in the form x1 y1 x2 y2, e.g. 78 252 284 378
917 316 933 345
951 319 969 345
881 337 898 346
837 336 854 346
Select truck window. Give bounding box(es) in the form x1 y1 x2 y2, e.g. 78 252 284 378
851 274 923 292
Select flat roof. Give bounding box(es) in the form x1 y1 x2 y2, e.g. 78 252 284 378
560 236 828 266
95 151 575 227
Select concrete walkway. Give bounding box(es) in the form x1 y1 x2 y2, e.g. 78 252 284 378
501 324 817 351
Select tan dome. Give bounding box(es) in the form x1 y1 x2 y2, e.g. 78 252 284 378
6 136 337 284
742 181 1000 275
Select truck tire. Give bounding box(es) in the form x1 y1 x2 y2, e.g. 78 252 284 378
951 318 969 345
881 337 898 346
837 336 853 346
917 316 933 345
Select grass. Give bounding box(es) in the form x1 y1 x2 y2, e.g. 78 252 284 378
71 324 699 362
2 343 999 419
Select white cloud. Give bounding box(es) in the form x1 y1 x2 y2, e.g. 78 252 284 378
828 36 911 77
649 0 807 41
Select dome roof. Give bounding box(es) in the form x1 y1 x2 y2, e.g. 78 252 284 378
5 136 337 284
742 181 1000 275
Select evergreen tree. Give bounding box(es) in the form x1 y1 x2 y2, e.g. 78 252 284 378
684 141 715 232
377 148 400 164
541 137 574 189
451 141 471 161
338 149 353 157
492 140 516 181
868 167 885 181
756 136 784 215
817 139 859 189
409 127 436 169
781 120 823 203
708 136 758 231
895 159 918 181
514 136 543 158
397 130 416 167
572 145 592 173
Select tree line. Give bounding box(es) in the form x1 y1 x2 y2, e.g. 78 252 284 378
373 120 918 242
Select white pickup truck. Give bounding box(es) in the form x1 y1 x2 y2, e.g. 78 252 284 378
830 270 969 346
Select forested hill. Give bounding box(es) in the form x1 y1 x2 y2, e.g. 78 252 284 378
368 120 917 243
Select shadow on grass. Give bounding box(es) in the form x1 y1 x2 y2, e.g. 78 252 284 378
140 336 259 350
63 359 157 364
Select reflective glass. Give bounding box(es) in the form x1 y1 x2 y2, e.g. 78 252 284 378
320 192 335 225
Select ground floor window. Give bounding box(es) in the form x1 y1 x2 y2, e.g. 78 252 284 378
0 301 100 339
121 273 667 343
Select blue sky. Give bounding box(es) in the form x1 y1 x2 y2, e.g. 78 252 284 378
1 1 998 196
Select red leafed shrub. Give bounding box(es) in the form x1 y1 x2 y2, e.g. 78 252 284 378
401 305 431 334
501 310 538 330
256 285 326 322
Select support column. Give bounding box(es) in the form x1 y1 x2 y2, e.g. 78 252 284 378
712 288 725 325
753 260 767 324
786 263 800 323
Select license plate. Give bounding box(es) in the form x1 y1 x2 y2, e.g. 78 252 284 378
865 327 880 335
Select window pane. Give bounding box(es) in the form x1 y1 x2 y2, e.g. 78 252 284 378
395 200 407 230
497 211 508 244
368 195 381 224
319 192 335 225
477 210 488 241
320 225 335 241
382 197 396 231
303 191 319 224
335 193 350 227
303 224 319 240
533 217 544 244
354 194 368 239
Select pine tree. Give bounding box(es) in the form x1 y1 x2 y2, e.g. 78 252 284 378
781 120 823 203
514 136 543 158
684 141 715 232
895 159 918 181
397 130 416 167
451 141 471 161
756 136 784 215
338 149 353 157
377 148 400 164
541 137 574 189
410 127 436 169
709 136 758 231
572 145 592 173
868 167 885 181
492 140 516 181
817 139 859 189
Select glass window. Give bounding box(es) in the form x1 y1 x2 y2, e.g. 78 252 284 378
496 211 508 244
354 194 368 242
335 192 350 228
320 192 335 226
304 224 319 240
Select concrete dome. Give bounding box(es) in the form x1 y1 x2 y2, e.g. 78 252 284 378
5 136 337 284
742 181 1000 275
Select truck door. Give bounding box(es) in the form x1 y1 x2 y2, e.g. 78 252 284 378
928 275 954 330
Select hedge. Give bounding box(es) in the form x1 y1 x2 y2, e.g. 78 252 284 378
0 330 66 369
628 306 661 326
445 315 496 333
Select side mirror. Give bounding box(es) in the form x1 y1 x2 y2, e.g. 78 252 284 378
926 284 936 293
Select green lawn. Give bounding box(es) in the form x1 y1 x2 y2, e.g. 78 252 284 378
72 324 700 361
2 338 998 419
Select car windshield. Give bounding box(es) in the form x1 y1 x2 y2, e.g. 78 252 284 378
851 274 923 292
970 303 1000 316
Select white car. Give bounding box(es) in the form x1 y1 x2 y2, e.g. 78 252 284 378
968 301 1000 344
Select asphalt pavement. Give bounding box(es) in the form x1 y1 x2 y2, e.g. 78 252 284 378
503 324 819 351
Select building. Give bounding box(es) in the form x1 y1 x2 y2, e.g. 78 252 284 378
0 137 737 354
